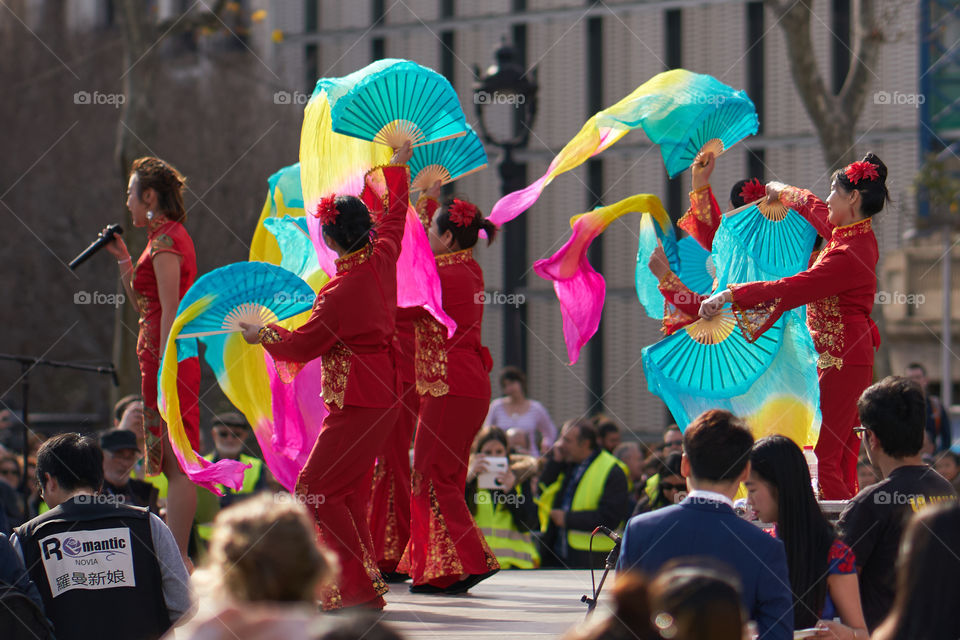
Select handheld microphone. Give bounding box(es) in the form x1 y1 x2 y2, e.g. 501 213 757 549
69 224 123 270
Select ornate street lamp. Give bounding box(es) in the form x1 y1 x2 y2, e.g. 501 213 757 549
473 41 538 369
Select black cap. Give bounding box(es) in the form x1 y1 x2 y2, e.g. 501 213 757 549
99 429 139 452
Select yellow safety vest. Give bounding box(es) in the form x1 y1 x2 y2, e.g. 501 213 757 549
472 487 540 569
537 450 628 552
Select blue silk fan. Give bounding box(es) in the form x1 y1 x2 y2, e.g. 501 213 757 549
714 200 818 281
317 59 468 148
408 124 488 191
675 236 716 295
176 263 315 339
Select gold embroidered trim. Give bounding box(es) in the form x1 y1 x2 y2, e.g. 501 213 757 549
142 406 164 477
258 326 282 344
817 352 844 371
685 185 715 225
148 234 177 258
321 342 352 408
730 294 782 341
414 316 449 397
435 247 473 268
833 217 872 239
415 195 439 227
335 244 373 275
808 295 845 356
422 480 465 581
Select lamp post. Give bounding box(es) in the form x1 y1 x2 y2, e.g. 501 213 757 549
473 41 538 370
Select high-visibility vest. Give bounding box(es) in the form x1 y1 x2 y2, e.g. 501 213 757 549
196 454 263 540
472 487 540 569
537 450 629 552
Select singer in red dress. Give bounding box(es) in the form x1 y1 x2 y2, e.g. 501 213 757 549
700 153 890 500
241 144 413 610
107 156 199 565
399 197 501 594
368 187 441 579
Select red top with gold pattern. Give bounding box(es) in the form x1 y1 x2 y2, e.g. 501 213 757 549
729 187 880 370
415 248 492 399
260 165 409 408
677 184 723 251
132 219 197 363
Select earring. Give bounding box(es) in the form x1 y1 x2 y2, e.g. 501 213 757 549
146 211 154 220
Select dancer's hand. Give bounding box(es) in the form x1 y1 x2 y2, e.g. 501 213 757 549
238 322 262 345
104 227 130 261
765 181 787 204
692 151 715 190
425 179 443 202
699 290 731 319
390 140 413 165
648 242 671 279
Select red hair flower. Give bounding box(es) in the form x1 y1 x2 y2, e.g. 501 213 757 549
739 178 766 204
448 198 478 228
315 194 339 225
844 161 879 185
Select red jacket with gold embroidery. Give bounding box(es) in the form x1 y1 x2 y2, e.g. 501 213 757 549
729 187 880 370
260 165 409 408
414 248 492 399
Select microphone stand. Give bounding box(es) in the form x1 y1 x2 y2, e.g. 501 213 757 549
581 530 622 617
0 354 118 516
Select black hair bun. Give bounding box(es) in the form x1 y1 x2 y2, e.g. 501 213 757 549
861 152 888 184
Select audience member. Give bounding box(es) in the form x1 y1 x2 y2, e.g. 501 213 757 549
648 561 747 640
661 425 683 457
204 413 270 508
0 455 19 488
99 429 159 513
11 433 193 640
618 409 793 640
933 450 960 492
632 452 685 517
562 570 655 640
872 502 960 640
485 367 558 457
595 417 622 453
904 363 953 453
0 531 48 625
856 457 879 490
505 427 532 456
747 436 866 637
837 376 958 632
538 419 630 569
466 426 540 569
613 442 645 509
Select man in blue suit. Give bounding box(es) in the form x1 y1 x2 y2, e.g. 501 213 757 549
618 410 793 639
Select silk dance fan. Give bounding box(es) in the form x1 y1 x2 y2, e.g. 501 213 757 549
176 262 315 339
408 123 487 191
317 58 468 148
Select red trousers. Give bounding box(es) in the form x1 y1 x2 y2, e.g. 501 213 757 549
816 364 872 500
401 393 499 587
368 381 418 572
297 403 398 609
140 354 200 476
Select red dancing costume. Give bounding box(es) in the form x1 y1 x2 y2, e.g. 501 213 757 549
728 187 879 499
133 219 200 474
258 164 410 609
400 247 499 588
368 195 440 574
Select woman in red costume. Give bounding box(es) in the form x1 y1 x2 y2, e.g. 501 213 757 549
106 157 199 567
700 153 890 500
240 143 413 610
369 181 442 581
400 196 501 594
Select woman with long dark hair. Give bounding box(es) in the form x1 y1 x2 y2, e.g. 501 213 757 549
746 436 867 637
240 142 413 610
106 156 199 565
401 195 501 593
872 503 960 640
702 153 891 499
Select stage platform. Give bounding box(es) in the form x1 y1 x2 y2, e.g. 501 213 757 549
379 570 611 639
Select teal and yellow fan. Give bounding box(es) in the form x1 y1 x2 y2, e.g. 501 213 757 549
643 310 822 448
317 58 468 148
642 73 759 178
676 236 715 295
635 209 681 319
175 263 315 339
408 124 487 191
713 200 817 284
